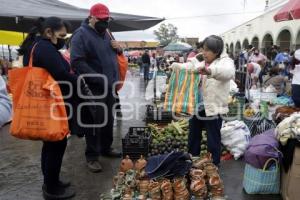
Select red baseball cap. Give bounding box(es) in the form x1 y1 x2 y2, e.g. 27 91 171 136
90 3 110 19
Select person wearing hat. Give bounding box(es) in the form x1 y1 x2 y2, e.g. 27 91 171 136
291 49 300 107
71 3 122 173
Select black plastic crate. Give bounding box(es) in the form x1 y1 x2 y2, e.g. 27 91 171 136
145 105 173 124
122 127 151 160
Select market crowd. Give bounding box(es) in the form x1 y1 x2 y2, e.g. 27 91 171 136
1 2 300 200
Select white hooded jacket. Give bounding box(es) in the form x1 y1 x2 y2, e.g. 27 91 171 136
201 52 235 116
171 51 235 116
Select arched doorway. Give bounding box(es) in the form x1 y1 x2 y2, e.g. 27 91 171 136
226 44 229 53
243 39 249 49
230 43 234 55
296 30 300 49
276 29 292 50
251 37 259 49
235 41 242 56
262 34 273 55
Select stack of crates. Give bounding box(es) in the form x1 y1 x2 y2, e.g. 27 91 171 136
145 105 173 124
122 127 151 160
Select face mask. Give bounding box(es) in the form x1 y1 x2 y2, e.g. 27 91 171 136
55 38 65 50
95 21 109 34
254 52 259 56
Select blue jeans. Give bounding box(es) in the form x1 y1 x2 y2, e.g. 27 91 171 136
143 63 150 80
188 110 223 165
139 64 144 74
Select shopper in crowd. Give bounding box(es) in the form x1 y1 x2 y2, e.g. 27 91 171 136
71 3 122 173
246 62 262 88
270 45 279 65
246 45 254 61
18 17 77 199
0 75 11 127
179 53 185 63
274 48 290 65
137 53 143 75
291 49 300 107
0 57 10 76
275 48 291 77
188 35 235 166
248 48 268 64
263 66 288 95
239 48 248 70
150 53 157 69
142 49 151 81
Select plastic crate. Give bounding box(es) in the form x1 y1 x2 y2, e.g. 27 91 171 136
122 127 151 160
145 105 173 124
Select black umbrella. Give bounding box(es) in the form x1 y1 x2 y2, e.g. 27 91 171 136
0 0 164 32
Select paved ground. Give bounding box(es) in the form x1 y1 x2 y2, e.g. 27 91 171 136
0 71 282 200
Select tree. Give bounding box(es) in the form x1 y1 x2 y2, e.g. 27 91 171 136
153 23 179 46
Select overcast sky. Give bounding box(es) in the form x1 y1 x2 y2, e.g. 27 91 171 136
60 0 267 41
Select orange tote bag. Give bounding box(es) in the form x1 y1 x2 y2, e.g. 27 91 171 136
8 45 70 141
106 30 128 91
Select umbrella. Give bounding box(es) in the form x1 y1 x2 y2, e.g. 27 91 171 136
163 42 192 52
0 0 164 33
274 0 300 22
128 50 141 57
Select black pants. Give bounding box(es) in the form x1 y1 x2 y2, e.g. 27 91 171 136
41 137 67 187
292 84 300 107
188 110 223 165
84 90 116 161
115 91 121 111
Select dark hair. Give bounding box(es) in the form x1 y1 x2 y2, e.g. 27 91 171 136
196 41 204 49
291 56 300 70
269 66 280 76
202 35 224 57
18 17 70 55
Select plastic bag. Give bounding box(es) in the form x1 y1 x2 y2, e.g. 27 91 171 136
221 120 251 159
230 80 239 93
145 75 167 101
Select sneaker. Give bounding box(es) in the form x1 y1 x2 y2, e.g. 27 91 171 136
87 160 102 173
42 184 75 200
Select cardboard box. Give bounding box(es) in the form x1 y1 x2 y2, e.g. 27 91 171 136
281 146 300 200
